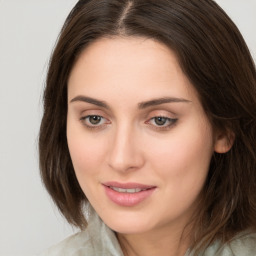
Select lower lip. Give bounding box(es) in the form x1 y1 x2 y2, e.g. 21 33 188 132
103 186 156 207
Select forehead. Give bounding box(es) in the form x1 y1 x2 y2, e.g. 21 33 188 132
70 36 181 79
68 36 197 104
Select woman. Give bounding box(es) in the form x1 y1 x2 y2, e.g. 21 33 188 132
39 0 256 255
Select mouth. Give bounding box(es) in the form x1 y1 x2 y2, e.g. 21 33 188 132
102 181 156 207
108 187 149 193
103 181 156 192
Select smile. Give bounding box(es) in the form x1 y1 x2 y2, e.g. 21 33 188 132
109 187 148 193
103 182 156 207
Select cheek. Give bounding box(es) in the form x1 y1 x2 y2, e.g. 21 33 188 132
144 122 214 188
142 125 214 220
67 131 109 203
67 122 107 179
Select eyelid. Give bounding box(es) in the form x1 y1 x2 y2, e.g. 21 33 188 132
144 110 178 131
145 110 177 121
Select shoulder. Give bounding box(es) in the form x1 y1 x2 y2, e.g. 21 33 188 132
38 231 93 256
203 232 256 256
226 232 256 255
38 228 123 256
38 205 123 256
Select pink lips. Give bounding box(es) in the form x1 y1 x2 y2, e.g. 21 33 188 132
103 182 156 207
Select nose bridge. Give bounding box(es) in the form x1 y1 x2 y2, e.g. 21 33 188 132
108 121 143 172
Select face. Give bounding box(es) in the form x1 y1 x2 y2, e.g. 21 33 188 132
67 37 217 235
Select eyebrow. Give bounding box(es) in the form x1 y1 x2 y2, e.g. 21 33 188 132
70 95 110 109
138 97 191 109
70 95 191 109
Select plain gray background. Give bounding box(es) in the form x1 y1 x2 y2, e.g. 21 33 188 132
0 1 255 255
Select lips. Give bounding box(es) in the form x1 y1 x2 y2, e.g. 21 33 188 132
103 181 155 189
102 181 156 207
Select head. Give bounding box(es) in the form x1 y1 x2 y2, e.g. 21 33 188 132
39 0 256 251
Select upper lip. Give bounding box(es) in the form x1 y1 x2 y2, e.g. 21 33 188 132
103 181 156 189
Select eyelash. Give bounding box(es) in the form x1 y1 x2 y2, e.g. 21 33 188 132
146 116 178 131
80 115 178 131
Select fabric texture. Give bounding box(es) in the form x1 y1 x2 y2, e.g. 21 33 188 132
186 231 256 256
39 205 256 256
38 205 124 256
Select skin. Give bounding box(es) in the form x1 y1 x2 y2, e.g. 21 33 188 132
67 37 229 256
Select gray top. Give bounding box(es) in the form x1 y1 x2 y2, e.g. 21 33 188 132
39 206 256 256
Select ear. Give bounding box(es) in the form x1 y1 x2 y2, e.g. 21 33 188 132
214 130 235 153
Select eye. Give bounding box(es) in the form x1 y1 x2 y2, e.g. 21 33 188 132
154 117 169 126
146 116 178 129
87 115 102 125
80 115 109 128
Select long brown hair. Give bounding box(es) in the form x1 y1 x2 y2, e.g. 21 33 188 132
39 0 256 252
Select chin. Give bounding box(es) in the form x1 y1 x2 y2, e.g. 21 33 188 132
100 209 155 234
109 222 152 235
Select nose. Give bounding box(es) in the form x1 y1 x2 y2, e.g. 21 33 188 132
107 124 144 173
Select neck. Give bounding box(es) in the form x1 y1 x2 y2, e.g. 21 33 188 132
117 224 192 256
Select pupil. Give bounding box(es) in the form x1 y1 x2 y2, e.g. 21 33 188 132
89 116 101 125
155 117 166 126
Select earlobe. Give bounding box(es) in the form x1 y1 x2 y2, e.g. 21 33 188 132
214 131 235 153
